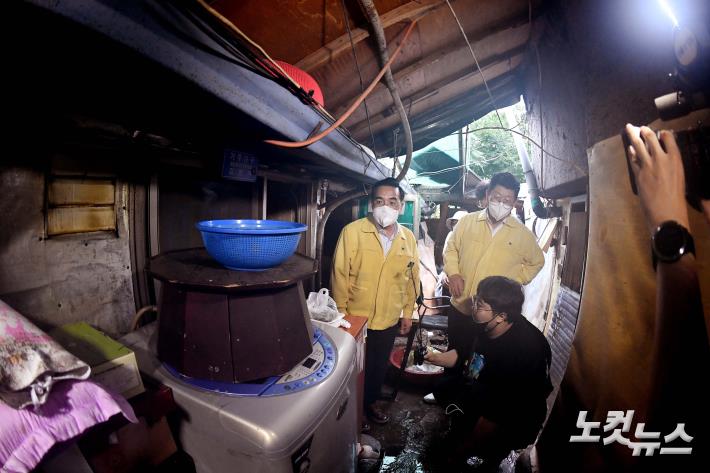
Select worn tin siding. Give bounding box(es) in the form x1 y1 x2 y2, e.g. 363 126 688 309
0 166 135 337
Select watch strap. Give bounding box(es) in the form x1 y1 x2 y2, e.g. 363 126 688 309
651 221 695 270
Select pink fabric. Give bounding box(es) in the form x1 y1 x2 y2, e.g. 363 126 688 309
0 380 137 473
0 300 90 409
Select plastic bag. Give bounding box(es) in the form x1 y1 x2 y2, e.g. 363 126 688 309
307 288 342 322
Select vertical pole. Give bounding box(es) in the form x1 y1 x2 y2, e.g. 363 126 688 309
262 176 268 220
458 126 466 195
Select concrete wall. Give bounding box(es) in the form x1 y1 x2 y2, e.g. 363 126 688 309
522 0 681 194
0 165 135 337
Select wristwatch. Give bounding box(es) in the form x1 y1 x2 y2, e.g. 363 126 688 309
651 220 695 268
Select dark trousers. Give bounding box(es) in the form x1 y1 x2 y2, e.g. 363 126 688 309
433 375 540 467
445 304 476 375
363 323 399 407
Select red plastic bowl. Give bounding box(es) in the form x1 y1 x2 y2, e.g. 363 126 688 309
389 346 444 386
275 60 324 107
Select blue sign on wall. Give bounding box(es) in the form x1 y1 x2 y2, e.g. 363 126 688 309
222 149 258 182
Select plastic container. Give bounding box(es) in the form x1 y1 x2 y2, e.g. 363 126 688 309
388 346 444 387
196 219 307 271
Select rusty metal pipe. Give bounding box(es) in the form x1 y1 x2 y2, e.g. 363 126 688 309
315 188 367 288
315 1 416 286
264 21 416 149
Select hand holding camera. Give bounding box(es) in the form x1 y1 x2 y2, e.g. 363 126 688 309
624 124 691 234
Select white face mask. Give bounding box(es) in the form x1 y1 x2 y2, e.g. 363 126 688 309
487 201 513 222
372 205 399 228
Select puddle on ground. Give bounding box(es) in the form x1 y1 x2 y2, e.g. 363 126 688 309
368 337 529 473
381 447 424 473
377 411 441 473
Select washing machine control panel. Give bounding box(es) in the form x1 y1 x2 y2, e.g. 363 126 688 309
262 328 336 396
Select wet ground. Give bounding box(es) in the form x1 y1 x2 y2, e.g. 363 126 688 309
360 335 534 473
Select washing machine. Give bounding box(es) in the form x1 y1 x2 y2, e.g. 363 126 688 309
120 322 358 473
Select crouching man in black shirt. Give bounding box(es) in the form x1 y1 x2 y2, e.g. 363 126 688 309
424 275 552 471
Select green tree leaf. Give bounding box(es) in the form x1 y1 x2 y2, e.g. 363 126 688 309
466 106 525 181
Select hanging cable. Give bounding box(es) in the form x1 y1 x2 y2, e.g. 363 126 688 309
504 108 561 218
444 0 506 130
188 0 388 178
412 163 469 178
456 126 587 175
340 0 378 157
179 0 340 119
194 0 303 93
264 20 417 148
358 0 414 182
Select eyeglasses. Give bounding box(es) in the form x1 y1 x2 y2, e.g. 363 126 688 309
472 296 493 312
488 192 516 206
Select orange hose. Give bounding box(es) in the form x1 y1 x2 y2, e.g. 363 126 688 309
265 20 417 148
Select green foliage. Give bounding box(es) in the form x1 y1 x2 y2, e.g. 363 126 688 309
466 104 526 181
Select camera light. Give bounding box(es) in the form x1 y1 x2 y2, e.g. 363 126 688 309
658 0 679 28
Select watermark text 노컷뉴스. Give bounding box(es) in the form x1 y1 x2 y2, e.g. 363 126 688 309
570 410 693 456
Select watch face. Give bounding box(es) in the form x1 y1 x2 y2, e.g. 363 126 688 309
653 221 687 261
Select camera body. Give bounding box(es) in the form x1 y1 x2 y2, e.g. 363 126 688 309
413 345 427 366
623 19 710 211
655 21 710 121
623 125 709 212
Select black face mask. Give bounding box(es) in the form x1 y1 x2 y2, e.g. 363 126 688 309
471 313 501 334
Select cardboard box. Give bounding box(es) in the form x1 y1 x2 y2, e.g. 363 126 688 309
51 322 145 399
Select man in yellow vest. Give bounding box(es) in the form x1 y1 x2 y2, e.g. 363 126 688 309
424 171 544 404
331 178 419 426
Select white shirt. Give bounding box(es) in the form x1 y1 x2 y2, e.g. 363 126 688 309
377 223 400 256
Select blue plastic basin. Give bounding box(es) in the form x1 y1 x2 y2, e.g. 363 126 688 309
196 219 307 271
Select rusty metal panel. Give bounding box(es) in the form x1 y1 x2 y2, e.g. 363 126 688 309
0 166 135 337
48 178 115 206
547 286 580 389
47 206 116 235
560 206 588 293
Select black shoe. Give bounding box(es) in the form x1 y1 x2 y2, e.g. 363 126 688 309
366 405 390 424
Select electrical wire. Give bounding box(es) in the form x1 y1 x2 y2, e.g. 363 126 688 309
179 0 385 177
151 1 284 83
411 163 468 178
359 0 413 183
264 20 417 148
172 0 328 112
444 0 506 130
337 0 387 177
359 145 389 178
195 0 303 94
455 126 588 175
340 0 378 157
445 0 578 183
445 173 465 193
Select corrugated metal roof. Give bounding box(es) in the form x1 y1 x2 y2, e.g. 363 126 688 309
218 0 540 157
24 0 394 184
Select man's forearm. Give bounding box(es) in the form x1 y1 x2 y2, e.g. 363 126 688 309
429 349 459 368
646 254 709 430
